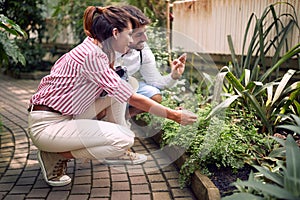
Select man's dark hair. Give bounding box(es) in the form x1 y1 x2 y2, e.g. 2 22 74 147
121 5 151 29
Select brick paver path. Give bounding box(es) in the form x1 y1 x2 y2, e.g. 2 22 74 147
0 74 196 200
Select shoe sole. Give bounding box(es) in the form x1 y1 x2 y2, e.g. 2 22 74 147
37 151 72 187
103 154 147 165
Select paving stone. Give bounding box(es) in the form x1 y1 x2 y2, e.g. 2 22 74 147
132 194 151 200
47 191 70 200
71 184 91 194
2 194 26 200
164 171 180 179
110 166 126 173
111 173 128 182
92 178 110 188
0 183 14 191
111 191 130 200
150 182 169 192
131 184 150 194
68 194 89 200
168 179 181 188
172 188 195 198
2 169 22 176
0 192 7 199
112 181 130 191
74 176 92 184
20 170 39 177
16 176 36 185
27 188 50 198
90 188 110 198
130 175 148 184
94 171 110 179
153 192 172 200
0 175 19 183
9 185 31 194
147 174 165 182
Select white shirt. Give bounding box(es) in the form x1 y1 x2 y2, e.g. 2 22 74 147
115 43 177 89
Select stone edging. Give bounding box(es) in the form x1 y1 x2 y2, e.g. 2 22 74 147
151 132 221 200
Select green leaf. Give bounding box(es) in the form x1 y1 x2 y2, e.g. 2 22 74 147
0 14 27 38
243 91 271 133
285 135 300 196
222 192 264 200
206 95 240 119
236 180 299 200
277 125 300 135
227 35 240 75
253 165 284 186
0 32 26 66
271 69 296 106
291 114 300 126
268 146 285 158
260 43 300 83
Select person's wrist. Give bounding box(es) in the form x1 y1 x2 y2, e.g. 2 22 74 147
171 73 180 80
166 108 180 123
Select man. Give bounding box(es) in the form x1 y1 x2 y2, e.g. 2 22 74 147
115 5 186 118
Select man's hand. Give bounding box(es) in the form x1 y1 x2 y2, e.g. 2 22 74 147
171 53 187 80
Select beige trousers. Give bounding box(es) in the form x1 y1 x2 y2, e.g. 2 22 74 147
28 78 138 160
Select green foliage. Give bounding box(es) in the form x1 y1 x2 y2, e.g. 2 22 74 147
151 79 272 188
222 135 300 200
1 0 48 73
177 107 270 187
126 0 175 27
50 0 112 43
213 63 300 134
223 2 300 134
0 14 27 67
227 2 299 80
277 114 300 135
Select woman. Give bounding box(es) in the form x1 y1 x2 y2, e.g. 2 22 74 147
28 6 197 187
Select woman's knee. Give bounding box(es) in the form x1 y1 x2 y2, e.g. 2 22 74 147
114 135 134 151
113 128 135 149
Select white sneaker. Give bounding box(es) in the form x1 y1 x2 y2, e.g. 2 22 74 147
37 150 72 186
103 150 147 165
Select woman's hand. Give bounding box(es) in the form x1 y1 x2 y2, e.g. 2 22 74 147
171 53 186 80
172 108 197 126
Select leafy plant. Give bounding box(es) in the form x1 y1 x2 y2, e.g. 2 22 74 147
227 2 299 80
208 2 300 135
1 0 48 74
210 63 300 134
0 14 27 67
221 1 300 134
150 79 272 188
222 134 300 200
50 0 127 44
277 114 300 135
126 0 174 27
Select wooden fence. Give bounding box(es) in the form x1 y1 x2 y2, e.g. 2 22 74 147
171 0 300 56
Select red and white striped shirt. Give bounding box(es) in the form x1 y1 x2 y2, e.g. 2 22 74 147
30 37 133 116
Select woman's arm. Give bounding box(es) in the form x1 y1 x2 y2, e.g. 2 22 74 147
128 93 197 125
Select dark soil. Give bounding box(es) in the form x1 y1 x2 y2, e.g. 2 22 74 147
207 132 300 198
208 164 253 197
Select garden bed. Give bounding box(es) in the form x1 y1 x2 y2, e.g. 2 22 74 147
151 131 221 200
208 164 252 197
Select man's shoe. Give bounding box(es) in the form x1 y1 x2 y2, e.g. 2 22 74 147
103 150 147 165
37 150 71 186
